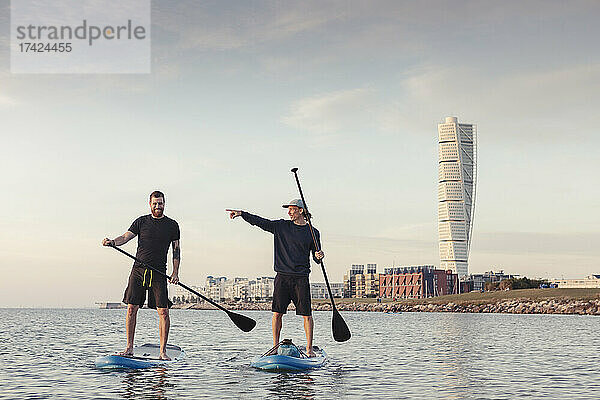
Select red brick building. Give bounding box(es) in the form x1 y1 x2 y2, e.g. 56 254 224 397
379 266 460 299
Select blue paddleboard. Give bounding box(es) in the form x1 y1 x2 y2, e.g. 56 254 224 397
95 343 184 369
251 346 327 371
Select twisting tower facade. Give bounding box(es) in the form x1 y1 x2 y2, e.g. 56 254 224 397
437 116 477 277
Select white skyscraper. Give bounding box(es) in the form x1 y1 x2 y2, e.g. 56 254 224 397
438 116 477 277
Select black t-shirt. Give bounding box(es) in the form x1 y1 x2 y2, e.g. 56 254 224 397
128 214 180 270
241 212 320 276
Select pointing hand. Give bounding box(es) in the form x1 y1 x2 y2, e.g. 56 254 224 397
226 209 242 219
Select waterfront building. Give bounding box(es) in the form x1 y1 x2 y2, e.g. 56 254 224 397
379 265 458 299
469 274 486 292
467 270 519 291
233 277 250 300
223 277 250 301
343 264 379 298
248 276 275 301
205 275 216 287
438 116 477 277
551 275 600 289
223 280 234 300
366 263 377 274
343 264 362 298
365 272 379 298
205 276 227 301
181 274 356 303
172 284 204 303
310 282 344 299
351 264 364 274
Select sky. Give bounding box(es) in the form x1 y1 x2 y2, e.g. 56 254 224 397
1 1 599 307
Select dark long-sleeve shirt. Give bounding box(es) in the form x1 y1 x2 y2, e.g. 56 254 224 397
241 211 321 276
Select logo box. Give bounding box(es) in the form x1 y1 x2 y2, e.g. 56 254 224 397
11 0 151 74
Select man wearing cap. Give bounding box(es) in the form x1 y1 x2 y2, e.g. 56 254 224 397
226 199 324 357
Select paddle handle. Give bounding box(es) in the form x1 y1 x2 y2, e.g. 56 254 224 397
109 245 229 313
290 168 337 309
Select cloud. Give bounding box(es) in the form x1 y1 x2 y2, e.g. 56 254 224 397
325 233 438 268
153 1 346 51
473 231 598 257
280 60 600 144
0 94 18 107
281 88 382 137
416 64 600 117
381 63 600 142
151 1 600 52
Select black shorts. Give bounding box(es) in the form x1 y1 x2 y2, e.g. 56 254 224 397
123 267 172 309
272 273 312 316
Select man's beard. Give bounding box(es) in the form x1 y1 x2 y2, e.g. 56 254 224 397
152 209 163 217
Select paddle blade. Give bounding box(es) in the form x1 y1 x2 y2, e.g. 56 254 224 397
332 308 351 342
227 311 257 332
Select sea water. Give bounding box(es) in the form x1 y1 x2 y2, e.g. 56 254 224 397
1 308 599 399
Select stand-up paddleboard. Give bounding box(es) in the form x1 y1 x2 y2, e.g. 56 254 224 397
95 344 184 369
251 339 327 371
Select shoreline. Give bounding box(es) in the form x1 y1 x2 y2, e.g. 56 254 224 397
172 288 600 315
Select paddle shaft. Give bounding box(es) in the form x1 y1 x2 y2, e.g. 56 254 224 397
109 245 229 313
290 169 337 308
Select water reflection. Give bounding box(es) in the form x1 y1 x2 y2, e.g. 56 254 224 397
328 365 350 398
436 313 472 396
266 372 315 399
121 367 171 399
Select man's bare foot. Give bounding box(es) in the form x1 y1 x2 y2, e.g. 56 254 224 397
159 353 171 361
306 348 316 357
116 348 133 357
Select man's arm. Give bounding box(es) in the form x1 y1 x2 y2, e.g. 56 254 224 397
102 231 136 247
226 209 276 233
170 240 180 284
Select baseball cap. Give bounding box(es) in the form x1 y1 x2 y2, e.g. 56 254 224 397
282 199 305 209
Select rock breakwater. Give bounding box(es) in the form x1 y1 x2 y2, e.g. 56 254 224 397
174 297 600 315
326 298 600 315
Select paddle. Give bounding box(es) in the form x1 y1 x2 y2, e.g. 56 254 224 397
107 244 256 332
290 167 351 342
